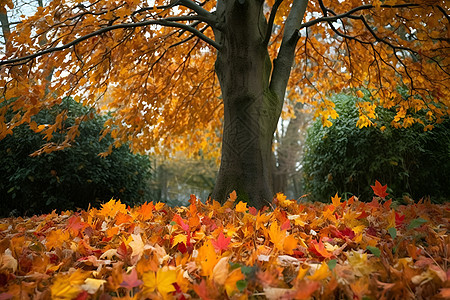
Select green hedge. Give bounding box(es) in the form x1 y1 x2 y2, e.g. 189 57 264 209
0 98 153 217
302 93 450 203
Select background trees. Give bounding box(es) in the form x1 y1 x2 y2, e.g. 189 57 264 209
0 98 152 216
0 0 448 207
302 92 450 203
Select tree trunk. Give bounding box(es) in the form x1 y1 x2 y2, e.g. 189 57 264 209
211 0 282 208
272 102 308 194
0 11 10 45
211 0 308 208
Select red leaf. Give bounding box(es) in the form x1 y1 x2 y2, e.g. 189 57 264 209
211 232 231 253
67 216 85 236
117 242 131 259
395 212 405 227
383 199 392 209
371 180 389 198
339 227 356 240
356 210 369 220
173 214 190 232
193 279 212 300
120 268 143 289
309 239 332 259
248 206 258 216
281 219 291 231
74 291 89 300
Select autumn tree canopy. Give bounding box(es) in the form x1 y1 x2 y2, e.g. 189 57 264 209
0 0 449 207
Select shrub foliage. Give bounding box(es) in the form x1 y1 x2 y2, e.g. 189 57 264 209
302 93 450 203
0 98 152 216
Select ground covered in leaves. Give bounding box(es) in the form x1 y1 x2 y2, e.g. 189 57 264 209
0 184 449 299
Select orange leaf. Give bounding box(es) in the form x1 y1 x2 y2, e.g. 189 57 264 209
309 239 332 259
371 180 389 198
235 201 247 213
136 202 154 221
331 193 341 207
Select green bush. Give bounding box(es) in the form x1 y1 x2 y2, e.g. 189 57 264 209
0 98 153 217
302 93 450 203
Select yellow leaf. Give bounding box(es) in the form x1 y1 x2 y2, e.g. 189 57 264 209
224 268 245 296
99 199 127 218
46 229 70 250
297 264 310 280
356 90 364 98
268 222 285 251
142 267 177 296
283 235 297 254
172 234 187 248
276 193 295 207
235 201 247 213
331 193 341 207
51 269 89 300
198 240 219 277
307 262 330 281
81 278 106 294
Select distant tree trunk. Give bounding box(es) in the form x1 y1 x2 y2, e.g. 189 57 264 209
0 11 10 44
211 0 307 208
272 102 308 194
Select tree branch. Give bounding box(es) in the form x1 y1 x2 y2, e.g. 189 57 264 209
269 0 308 101
0 19 221 67
178 0 213 18
263 0 284 47
299 3 420 31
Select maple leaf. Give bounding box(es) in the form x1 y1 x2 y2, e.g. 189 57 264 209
173 214 190 232
142 267 177 297
46 229 70 250
211 232 231 253
308 262 330 281
268 222 285 251
235 201 247 213
331 193 341 207
371 180 389 198
99 199 128 218
193 279 212 300
248 206 258 216
120 268 143 289
51 269 89 300
135 201 154 221
197 240 219 277
228 190 237 202
309 239 332 259
293 280 320 299
128 233 151 261
224 268 245 296
276 193 295 207
67 216 85 237
114 211 133 225
283 234 297 254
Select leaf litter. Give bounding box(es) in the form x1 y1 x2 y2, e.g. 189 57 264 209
0 187 449 299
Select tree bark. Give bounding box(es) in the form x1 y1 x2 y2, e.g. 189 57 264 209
272 102 308 194
211 0 308 208
0 11 10 45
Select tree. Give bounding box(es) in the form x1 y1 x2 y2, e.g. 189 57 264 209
302 92 450 203
272 101 310 196
0 0 448 208
0 97 153 216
